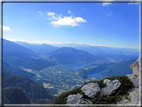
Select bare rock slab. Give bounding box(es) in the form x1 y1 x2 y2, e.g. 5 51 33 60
127 74 139 87
81 82 100 98
67 93 92 104
100 79 121 96
129 88 139 104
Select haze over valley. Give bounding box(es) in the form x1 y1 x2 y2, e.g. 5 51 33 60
2 2 140 104
3 39 139 102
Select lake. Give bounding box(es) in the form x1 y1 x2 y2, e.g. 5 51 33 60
59 63 92 71
87 71 105 78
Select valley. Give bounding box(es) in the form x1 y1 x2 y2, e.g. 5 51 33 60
20 65 87 97
2 39 139 103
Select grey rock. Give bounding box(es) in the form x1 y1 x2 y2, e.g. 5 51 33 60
129 88 139 104
76 98 92 104
127 74 139 87
81 82 100 98
100 79 121 96
117 56 141 105
130 57 140 80
67 93 92 104
67 93 82 104
103 79 111 84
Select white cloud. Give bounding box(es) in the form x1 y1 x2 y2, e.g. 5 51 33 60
68 10 72 13
74 17 87 22
51 16 78 27
128 3 139 5
46 11 61 20
3 25 10 31
88 43 139 49
38 11 44 15
46 11 87 27
128 0 139 5
128 0 140 4
102 0 114 6
47 11 55 17
103 3 112 6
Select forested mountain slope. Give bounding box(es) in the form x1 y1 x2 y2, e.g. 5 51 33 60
3 72 53 104
44 47 104 64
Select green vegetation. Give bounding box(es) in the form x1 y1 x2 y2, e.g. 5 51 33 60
3 72 53 104
3 61 36 79
50 87 83 104
50 76 133 104
4 57 55 71
3 87 30 104
101 58 137 77
3 39 137 104
21 66 86 96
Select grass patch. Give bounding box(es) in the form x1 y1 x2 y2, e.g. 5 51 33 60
50 87 83 104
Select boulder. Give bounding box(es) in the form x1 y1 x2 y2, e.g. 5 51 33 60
81 82 100 98
100 79 121 96
67 93 92 104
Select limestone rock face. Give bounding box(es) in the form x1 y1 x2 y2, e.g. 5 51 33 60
129 88 139 104
118 56 141 105
100 79 121 96
130 57 140 80
81 82 100 98
67 93 92 104
127 74 139 87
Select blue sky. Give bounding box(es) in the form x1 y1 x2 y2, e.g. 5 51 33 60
3 2 139 49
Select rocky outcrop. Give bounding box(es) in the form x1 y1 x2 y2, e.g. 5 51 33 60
129 88 139 104
67 79 121 104
130 57 140 80
127 57 140 87
67 93 92 104
117 56 141 105
81 83 100 98
100 79 121 96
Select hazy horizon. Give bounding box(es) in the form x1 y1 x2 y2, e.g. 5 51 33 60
3 2 139 49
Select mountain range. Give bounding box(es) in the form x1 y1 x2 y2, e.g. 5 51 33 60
14 41 58 55
44 47 104 64
2 38 140 104
14 41 139 57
